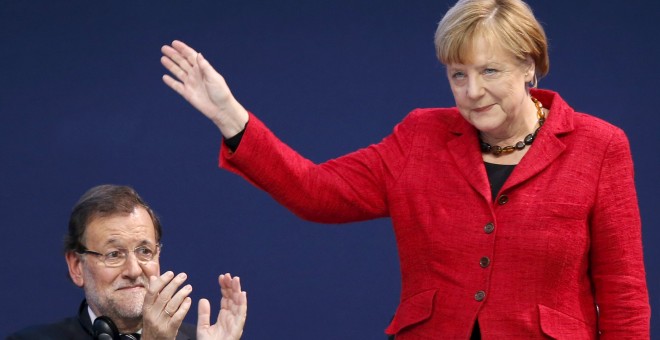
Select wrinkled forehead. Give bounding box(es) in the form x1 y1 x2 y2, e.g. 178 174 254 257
83 208 157 247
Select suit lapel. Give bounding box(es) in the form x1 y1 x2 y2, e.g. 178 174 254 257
77 299 95 337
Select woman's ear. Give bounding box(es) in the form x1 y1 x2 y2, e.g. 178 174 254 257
524 55 536 83
65 252 85 287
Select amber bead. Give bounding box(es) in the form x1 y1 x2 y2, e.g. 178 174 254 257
478 96 546 156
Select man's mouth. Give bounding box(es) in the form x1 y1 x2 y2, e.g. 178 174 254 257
116 284 145 291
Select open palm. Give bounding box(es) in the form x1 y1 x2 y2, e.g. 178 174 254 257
197 273 247 340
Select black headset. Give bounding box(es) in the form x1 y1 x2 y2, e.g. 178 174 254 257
92 315 120 340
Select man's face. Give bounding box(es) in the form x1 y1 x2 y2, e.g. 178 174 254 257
66 207 160 323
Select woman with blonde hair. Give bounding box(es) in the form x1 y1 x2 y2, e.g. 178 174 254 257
161 0 649 338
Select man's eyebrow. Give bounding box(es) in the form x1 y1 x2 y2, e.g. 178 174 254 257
101 238 154 247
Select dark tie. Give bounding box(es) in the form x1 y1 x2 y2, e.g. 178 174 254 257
120 334 141 340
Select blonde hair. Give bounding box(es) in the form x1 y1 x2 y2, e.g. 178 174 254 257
434 0 549 77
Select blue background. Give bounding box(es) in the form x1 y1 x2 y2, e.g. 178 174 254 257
1 1 658 338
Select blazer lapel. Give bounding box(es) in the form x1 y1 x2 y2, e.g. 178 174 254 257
501 89 575 193
444 89 575 199
447 118 492 203
502 129 566 192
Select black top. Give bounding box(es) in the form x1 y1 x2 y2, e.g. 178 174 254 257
484 162 516 201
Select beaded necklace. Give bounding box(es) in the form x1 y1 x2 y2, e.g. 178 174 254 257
479 97 545 156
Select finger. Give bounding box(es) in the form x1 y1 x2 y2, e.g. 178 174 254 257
169 296 192 326
158 272 189 306
232 275 242 294
219 273 238 293
219 274 246 316
219 273 234 310
236 291 248 324
230 277 247 314
229 276 247 319
171 40 200 66
160 55 188 83
197 298 211 330
150 272 188 319
145 271 175 306
162 44 194 71
219 273 231 291
223 274 242 299
163 283 193 318
227 290 247 337
162 74 185 97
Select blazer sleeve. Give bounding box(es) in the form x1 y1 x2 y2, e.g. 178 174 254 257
589 128 650 338
219 111 417 223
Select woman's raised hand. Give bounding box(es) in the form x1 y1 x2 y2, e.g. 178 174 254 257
161 40 249 138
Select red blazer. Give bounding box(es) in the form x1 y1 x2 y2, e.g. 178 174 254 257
220 89 649 339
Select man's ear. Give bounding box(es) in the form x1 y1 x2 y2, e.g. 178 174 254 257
65 252 85 287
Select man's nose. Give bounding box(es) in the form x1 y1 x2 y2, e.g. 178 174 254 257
121 252 143 278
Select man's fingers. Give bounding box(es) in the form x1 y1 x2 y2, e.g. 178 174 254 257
217 273 247 319
163 283 193 317
239 291 248 307
145 271 175 304
168 296 192 324
232 275 242 293
197 298 211 330
157 272 188 305
219 273 242 299
145 271 188 316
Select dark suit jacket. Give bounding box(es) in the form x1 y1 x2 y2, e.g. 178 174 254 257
220 89 649 338
7 300 196 340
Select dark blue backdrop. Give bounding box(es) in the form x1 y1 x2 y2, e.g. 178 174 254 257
1 1 658 338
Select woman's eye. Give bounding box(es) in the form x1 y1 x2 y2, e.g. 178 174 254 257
452 72 466 79
483 68 498 75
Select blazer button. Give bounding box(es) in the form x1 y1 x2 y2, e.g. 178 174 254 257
497 194 509 205
484 222 495 234
479 256 490 268
475 290 486 301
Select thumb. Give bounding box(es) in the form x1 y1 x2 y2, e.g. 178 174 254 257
197 298 211 331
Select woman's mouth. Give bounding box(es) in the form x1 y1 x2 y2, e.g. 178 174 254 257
473 104 495 113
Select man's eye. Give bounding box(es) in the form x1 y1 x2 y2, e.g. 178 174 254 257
137 247 154 256
105 251 122 259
